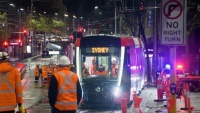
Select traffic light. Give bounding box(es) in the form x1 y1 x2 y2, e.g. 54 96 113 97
77 25 84 32
69 35 74 42
23 30 27 36
18 39 22 46
73 31 83 43
2 41 8 47
140 2 144 10
78 27 83 32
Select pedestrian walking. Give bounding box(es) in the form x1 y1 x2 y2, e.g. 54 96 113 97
48 55 82 113
34 64 40 88
0 52 26 113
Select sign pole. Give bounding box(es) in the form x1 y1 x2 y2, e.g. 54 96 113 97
170 46 176 113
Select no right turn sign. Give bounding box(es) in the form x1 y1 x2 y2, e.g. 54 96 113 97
161 0 185 45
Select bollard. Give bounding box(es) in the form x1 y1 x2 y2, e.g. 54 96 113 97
121 94 127 113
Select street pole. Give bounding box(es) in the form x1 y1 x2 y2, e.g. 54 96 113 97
73 17 75 31
119 8 122 35
114 4 117 34
30 0 33 56
153 0 158 83
170 46 177 113
87 18 89 34
19 9 22 60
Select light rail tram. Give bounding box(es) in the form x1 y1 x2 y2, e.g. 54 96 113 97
75 34 146 107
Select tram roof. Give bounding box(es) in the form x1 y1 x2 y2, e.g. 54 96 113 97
75 34 144 48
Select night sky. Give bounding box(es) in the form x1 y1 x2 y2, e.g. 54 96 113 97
13 0 107 18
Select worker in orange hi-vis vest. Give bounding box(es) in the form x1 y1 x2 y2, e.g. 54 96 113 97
34 64 40 88
53 63 60 73
42 64 48 88
47 64 54 88
90 57 96 74
0 52 26 113
48 55 82 113
96 65 108 75
48 64 53 77
111 58 118 77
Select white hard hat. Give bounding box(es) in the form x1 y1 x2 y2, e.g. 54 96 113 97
0 52 9 61
58 56 71 65
111 57 117 64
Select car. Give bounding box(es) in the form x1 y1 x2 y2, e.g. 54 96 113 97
162 68 186 78
155 64 186 80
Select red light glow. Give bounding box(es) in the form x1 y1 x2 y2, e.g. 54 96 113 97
3 41 8 46
177 65 183 69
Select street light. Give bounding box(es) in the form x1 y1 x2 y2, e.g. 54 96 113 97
95 6 98 9
72 15 77 31
9 3 15 7
64 14 68 17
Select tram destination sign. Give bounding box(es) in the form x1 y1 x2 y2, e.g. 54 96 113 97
82 47 119 54
161 0 185 45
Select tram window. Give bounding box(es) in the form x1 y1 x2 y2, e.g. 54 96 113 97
82 62 90 76
111 57 119 77
80 55 120 78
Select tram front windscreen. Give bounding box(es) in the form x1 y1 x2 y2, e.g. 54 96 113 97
80 47 120 81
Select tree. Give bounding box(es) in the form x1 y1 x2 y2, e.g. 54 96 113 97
0 12 9 41
183 1 200 72
24 13 66 48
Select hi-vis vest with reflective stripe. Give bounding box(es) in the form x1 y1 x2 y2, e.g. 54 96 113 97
0 70 23 111
54 70 78 110
34 67 39 77
42 66 48 78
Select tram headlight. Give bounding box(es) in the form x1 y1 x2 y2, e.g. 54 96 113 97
113 87 120 97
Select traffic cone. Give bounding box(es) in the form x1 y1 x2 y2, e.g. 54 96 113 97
121 94 127 113
166 87 170 99
133 91 137 99
154 78 166 102
186 83 194 113
188 98 191 113
165 78 170 88
133 96 142 113
180 83 188 110
167 98 176 113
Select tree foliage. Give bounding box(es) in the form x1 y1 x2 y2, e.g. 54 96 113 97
0 12 9 41
25 14 66 35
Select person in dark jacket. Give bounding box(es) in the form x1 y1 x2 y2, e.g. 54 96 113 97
48 55 82 113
